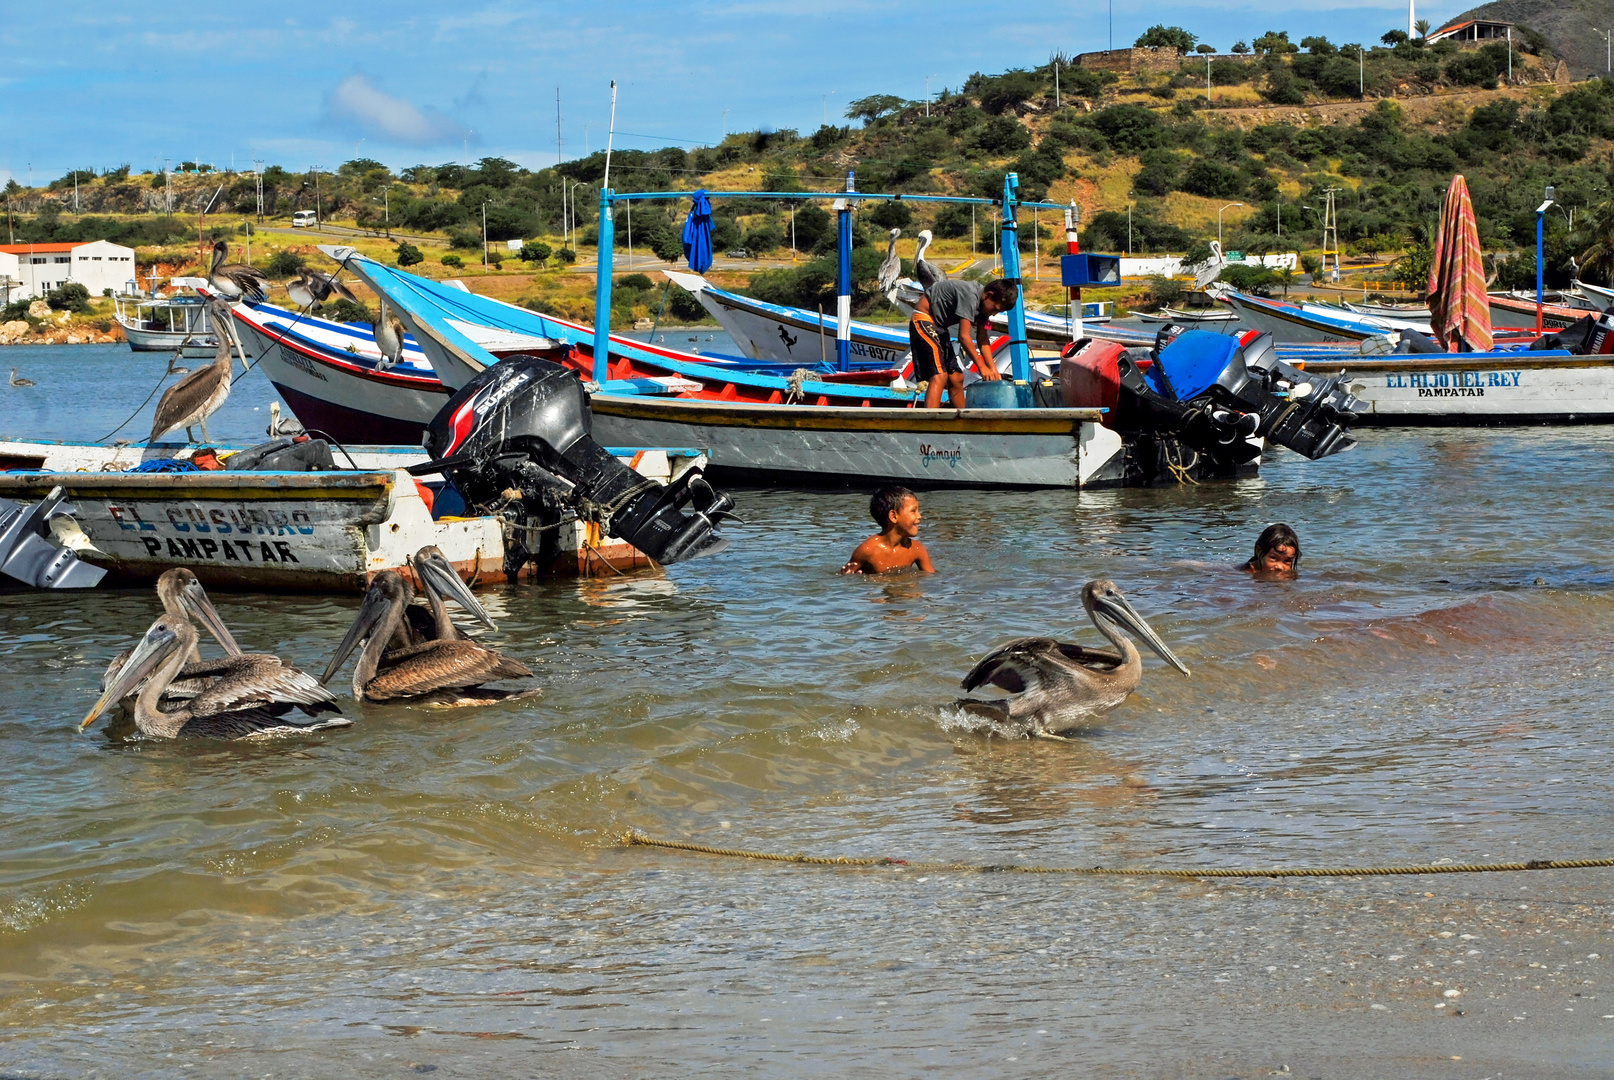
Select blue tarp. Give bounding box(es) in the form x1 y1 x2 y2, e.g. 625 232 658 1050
682 190 713 273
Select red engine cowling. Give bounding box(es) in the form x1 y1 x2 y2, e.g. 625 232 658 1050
1059 338 1147 424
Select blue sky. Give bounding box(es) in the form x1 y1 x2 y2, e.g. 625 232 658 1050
2 0 1454 186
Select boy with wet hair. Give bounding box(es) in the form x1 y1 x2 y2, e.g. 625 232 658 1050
1243 523 1301 578
841 486 935 574
909 278 1020 410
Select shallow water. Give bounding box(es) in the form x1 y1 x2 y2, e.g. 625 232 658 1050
3 350 1614 1077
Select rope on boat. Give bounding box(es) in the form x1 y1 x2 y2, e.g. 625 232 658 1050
620 832 1614 879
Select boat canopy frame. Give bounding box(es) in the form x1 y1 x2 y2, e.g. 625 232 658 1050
592 173 1073 383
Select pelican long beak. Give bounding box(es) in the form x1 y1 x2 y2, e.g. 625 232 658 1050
321 586 392 684
179 579 240 655
81 622 179 730
1094 592 1191 675
415 550 496 630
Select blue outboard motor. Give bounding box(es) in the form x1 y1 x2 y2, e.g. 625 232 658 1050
1116 330 1359 464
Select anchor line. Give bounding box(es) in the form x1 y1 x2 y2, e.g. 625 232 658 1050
621 833 1614 879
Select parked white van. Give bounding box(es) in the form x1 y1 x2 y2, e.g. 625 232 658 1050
291 211 317 228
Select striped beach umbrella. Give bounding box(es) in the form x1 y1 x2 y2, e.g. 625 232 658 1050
1426 174 1493 352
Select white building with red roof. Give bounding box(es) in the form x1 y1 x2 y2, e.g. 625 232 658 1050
0 240 137 302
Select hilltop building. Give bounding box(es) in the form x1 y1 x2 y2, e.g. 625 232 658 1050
1427 18 1515 44
0 240 136 300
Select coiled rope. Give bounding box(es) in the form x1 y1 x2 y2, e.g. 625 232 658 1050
621 833 1614 878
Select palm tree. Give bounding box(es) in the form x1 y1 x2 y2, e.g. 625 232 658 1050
1578 199 1614 284
1415 18 1430 39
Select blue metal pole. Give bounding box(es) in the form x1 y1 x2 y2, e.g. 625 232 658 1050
1535 209 1545 335
999 173 1031 384
835 171 854 372
593 188 615 383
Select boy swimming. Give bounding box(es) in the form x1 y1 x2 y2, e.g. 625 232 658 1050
841 486 935 575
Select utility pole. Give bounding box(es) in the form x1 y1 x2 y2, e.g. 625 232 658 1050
164 158 171 214
1322 187 1341 281
482 200 488 268
253 158 264 222
314 166 322 229
1053 61 1060 108
1359 46 1364 96
1597 28 1613 74
1206 52 1212 104
556 87 563 167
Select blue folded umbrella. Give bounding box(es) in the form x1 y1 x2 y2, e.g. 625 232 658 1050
682 189 713 274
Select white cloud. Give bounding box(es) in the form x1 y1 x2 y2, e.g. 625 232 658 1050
323 75 464 146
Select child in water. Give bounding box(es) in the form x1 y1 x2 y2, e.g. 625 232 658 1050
841 486 935 575
1243 523 1300 578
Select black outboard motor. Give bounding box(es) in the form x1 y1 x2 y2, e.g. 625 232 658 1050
1116 329 1359 465
412 355 734 565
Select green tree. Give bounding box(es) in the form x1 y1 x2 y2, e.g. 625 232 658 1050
1231 41 1250 54
1195 44 1215 55
519 240 553 263
266 250 306 277
1577 200 1614 283
1391 244 1432 286
440 254 464 268
1414 18 1430 38
395 241 423 266
845 94 905 124
1253 30 1298 54
1135 25 1196 52
1381 30 1409 46
1300 36 1336 55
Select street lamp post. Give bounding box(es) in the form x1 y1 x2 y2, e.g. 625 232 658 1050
925 75 939 116
1218 202 1244 247
1127 200 1133 255
1537 186 1555 334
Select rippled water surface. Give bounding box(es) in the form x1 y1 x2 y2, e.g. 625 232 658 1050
3 347 1614 1077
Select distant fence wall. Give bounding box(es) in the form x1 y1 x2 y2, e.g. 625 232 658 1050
1074 47 1184 75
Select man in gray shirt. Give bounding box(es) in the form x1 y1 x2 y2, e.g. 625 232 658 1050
908 278 1019 408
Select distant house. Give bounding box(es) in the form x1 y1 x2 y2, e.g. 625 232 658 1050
1426 19 1515 45
0 240 137 301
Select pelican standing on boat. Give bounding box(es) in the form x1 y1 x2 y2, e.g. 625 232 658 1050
149 300 235 443
323 569 535 706
82 617 346 740
207 239 269 304
957 580 1190 738
286 268 356 310
877 228 903 302
373 296 405 369
913 229 945 290
9 368 34 387
266 400 305 437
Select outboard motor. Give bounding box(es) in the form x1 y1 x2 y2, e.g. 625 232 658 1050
1116 329 1359 463
412 355 734 565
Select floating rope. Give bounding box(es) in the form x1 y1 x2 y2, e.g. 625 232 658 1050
621 833 1614 879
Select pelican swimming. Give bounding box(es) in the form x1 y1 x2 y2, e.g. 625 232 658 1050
913 230 945 290
9 368 34 387
82 617 346 740
207 239 269 304
877 227 903 302
373 296 405 369
149 301 234 443
101 568 241 701
286 268 356 310
399 545 497 647
322 569 534 706
957 580 1190 738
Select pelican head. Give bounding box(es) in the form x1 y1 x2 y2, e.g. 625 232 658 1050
321 571 413 684
82 618 184 730
410 545 497 630
210 239 229 270
1083 580 1189 675
157 567 239 654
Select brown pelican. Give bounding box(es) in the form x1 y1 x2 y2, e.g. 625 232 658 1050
286 268 356 309
402 544 497 645
373 296 405 369
957 580 1190 738
82 617 347 740
323 569 534 706
102 568 241 699
914 230 945 290
149 303 234 443
266 400 305 437
207 240 269 304
876 227 903 299
8 368 34 387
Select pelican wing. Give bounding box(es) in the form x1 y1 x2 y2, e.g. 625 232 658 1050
363 641 532 701
182 709 352 740
218 265 269 303
962 637 1119 693
311 269 357 302
187 654 341 717
150 363 230 440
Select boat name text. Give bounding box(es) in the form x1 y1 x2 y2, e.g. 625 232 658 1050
1384 370 1520 390
919 443 963 468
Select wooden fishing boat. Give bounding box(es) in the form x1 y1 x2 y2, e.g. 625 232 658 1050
0 438 708 589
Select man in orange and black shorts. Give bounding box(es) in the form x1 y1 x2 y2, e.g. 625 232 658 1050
908 278 1019 409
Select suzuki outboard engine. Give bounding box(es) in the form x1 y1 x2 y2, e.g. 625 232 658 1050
1117 329 1359 462
413 355 734 566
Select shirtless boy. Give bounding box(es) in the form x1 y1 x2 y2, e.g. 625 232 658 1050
840 486 935 574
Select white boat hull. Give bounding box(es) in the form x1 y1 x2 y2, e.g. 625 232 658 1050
1309 355 1614 425
591 396 1125 488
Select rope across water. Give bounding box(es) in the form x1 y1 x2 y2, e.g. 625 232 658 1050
621 832 1614 878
